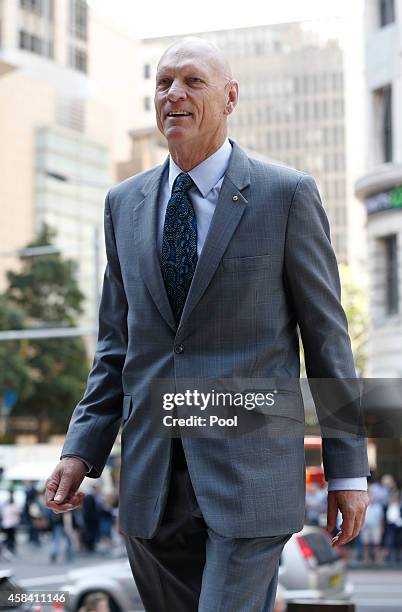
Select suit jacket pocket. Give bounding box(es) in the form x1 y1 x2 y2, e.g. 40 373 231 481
250 389 305 423
222 253 272 272
122 394 132 423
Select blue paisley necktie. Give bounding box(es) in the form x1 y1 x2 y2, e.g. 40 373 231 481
161 172 198 324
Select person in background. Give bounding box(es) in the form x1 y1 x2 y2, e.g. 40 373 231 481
23 482 40 546
81 486 100 552
360 485 384 565
305 483 327 526
1 491 20 554
370 475 392 508
46 508 74 563
97 492 114 548
384 491 402 563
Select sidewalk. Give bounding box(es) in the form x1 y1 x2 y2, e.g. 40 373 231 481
0 531 127 580
348 559 402 570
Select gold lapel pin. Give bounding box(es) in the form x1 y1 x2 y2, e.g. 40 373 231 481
232 195 239 202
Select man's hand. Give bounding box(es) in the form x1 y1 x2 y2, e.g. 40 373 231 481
45 458 87 514
327 490 369 546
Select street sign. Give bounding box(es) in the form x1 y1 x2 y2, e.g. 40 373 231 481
3 389 17 412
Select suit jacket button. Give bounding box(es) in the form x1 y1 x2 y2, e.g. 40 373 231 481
174 344 184 354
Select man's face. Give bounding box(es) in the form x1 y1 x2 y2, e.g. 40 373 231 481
154 47 231 146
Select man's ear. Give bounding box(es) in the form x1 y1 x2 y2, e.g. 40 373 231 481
224 80 239 116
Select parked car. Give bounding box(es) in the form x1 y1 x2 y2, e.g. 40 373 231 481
0 571 39 611
279 525 354 603
62 561 142 612
62 525 352 611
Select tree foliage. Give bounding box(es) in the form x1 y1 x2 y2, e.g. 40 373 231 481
0 296 33 402
2 224 89 440
338 263 368 376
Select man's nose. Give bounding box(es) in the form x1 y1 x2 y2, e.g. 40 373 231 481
167 81 187 101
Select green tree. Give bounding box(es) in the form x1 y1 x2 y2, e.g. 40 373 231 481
0 296 33 404
5 224 89 440
338 263 368 376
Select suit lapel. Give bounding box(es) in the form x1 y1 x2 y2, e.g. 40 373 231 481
133 157 178 333
132 139 251 334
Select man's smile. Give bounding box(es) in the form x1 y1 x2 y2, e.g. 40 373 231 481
165 111 193 120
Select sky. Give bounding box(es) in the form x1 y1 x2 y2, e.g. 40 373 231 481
87 0 364 38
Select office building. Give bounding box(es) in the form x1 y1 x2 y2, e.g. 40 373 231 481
355 0 402 377
0 0 140 330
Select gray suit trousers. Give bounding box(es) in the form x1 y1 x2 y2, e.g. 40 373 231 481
124 439 291 612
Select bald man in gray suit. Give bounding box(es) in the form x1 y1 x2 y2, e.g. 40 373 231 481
45 38 369 612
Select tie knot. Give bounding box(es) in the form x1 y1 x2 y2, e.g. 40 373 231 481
172 172 194 194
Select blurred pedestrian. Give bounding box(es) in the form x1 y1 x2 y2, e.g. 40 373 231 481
97 493 114 546
46 509 74 563
384 491 402 563
305 483 326 526
370 476 391 508
70 507 84 552
81 486 100 552
25 488 48 546
361 486 384 564
1 491 20 553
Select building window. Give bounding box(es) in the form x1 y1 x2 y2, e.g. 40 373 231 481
144 63 151 79
20 0 42 14
20 0 54 21
20 30 53 57
383 85 393 162
19 29 52 56
382 235 399 315
143 96 151 111
70 0 87 41
374 85 393 163
19 30 28 50
379 0 395 27
69 45 87 73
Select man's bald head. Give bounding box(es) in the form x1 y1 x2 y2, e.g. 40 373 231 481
154 36 238 168
157 37 232 82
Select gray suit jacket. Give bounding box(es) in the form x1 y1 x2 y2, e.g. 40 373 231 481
61 138 369 538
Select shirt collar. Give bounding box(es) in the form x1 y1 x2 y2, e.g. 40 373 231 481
168 138 232 198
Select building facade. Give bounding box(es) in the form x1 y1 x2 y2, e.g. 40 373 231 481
355 0 402 377
0 0 140 331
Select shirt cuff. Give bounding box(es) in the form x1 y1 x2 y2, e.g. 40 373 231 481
327 477 367 492
64 455 92 474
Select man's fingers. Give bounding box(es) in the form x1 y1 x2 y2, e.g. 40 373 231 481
45 474 61 505
336 502 366 545
47 491 85 514
45 458 87 511
53 473 76 503
326 493 338 533
336 514 357 545
353 503 367 543
327 490 369 546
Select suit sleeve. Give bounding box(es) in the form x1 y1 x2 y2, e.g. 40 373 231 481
284 174 370 480
60 191 128 478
